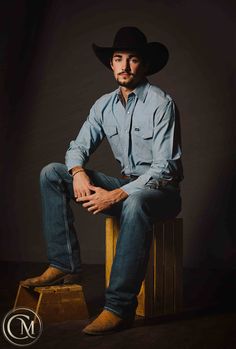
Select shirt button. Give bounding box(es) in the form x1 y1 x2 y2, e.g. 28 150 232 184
127 111 130 114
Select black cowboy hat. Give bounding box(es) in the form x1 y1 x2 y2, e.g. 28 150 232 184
92 26 169 76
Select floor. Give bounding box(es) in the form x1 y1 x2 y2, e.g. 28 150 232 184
0 262 235 349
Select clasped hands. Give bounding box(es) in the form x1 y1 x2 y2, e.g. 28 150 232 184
75 183 128 215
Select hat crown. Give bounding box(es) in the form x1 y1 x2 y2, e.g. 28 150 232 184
113 27 147 49
93 26 169 75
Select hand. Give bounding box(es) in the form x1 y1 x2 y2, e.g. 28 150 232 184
77 184 128 214
73 171 92 200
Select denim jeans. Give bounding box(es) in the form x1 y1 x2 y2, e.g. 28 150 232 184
40 162 181 319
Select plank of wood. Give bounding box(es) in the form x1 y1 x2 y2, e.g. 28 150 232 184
137 227 154 317
154 221 164 315
14 285 39 311
105 217 116 288
173 218 183 312
145 227 155 317
163 220 174 314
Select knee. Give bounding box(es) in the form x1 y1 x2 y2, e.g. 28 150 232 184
40 162 65 183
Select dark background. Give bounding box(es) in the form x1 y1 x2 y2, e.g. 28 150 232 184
0 0 235 270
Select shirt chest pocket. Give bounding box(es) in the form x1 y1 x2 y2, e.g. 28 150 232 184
102 124 121 157
103 125 118 138
132 126 153 162
132 126 153 139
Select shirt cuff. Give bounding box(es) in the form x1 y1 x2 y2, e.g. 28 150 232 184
120 173 152 195
65 160 85 173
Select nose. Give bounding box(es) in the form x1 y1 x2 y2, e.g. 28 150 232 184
122 59 131 72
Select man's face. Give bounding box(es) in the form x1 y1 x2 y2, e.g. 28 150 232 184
110 51 147 89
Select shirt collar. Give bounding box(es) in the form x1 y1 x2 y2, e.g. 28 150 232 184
115 78 150 104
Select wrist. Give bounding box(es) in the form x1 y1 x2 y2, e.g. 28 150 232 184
112 188 128 202
71 166 85 176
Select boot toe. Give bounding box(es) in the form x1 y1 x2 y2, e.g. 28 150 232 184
82 310 134 335
20 267 66 287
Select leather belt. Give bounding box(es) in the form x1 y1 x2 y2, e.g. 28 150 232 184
157 179 180 188
122 174 138 180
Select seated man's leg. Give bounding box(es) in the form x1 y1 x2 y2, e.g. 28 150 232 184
104 185 182 319
21 163 129 286
40 165 129 271
21 162 80 286
40 162 81 274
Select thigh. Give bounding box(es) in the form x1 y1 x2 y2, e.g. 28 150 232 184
126 185 182 222
86 169 130 191
85 169 131 216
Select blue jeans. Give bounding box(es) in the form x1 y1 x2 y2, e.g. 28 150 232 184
40 162 181 319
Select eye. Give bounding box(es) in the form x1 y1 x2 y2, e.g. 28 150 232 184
113 57 122 62
130 58 139 64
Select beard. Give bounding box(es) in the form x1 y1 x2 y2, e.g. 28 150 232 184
116 74 136 88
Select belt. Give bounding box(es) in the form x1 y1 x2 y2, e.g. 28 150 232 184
158 179 180 188
122 174 138 180
122 174 180 188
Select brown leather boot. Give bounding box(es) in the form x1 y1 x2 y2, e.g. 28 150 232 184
63 272 82 284
20 266 81 287
82 310 134 335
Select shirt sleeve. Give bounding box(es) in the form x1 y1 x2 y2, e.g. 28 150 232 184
120 100 182 195
65 102 105 172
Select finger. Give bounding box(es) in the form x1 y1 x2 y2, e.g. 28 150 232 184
73 187 78 198
74 191 81 200
88 184 99 191
77 195 93 202
88 205 97 212
80 191 87 198
85 189 91 196
82 201 94 208
75 192 83 202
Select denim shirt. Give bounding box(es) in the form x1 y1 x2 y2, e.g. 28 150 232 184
65 79 183 195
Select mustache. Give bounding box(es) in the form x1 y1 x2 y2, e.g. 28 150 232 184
118 71 134 76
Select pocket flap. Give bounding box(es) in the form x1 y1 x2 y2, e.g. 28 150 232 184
103 125 118 137
142 128 153 139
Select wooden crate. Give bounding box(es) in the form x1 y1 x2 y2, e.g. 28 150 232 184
105 217 183 317
14 284 88 323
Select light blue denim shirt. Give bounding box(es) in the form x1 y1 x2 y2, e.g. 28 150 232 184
65 79 183 195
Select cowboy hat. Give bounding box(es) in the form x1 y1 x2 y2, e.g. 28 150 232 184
92 26 169 75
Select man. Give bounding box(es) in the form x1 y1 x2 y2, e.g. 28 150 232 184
21 27 183 335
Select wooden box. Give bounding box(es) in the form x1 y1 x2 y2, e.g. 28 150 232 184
105 217 183 317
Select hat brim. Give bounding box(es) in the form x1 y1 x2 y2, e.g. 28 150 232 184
92 42 169 75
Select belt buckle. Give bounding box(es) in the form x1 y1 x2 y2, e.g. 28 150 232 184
156 179 171 189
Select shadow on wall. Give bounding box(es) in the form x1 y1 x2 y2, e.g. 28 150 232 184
227 170 236 267
196 167 236 269
0 0 50 257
